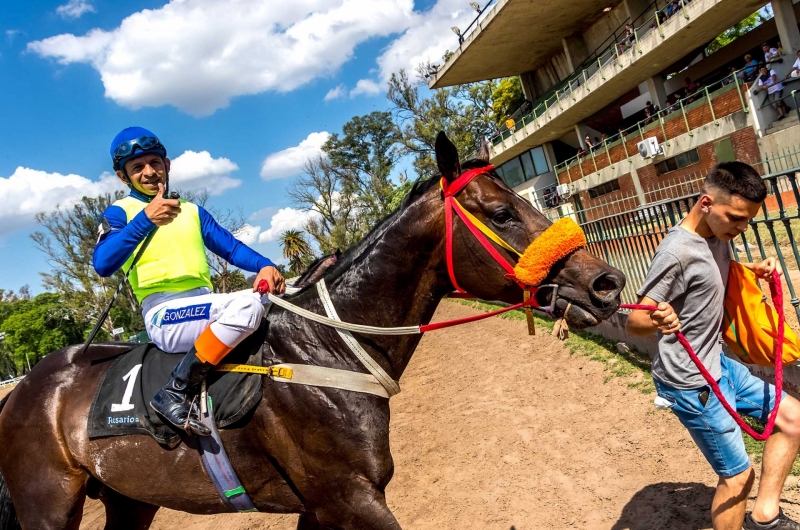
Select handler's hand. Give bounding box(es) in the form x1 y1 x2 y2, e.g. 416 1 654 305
144 183 181 226
253 266 285 295
752 257 783 281
651 302 681 335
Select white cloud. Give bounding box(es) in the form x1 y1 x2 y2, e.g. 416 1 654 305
349 79 381 97
169 150 241 195
260 132 330 181
257 207 319 243
249 206 279 221
0 167 125 236
374 0 475 85
29 0 415 116
324 85 346 101
56 0 96 19
234 223 261 246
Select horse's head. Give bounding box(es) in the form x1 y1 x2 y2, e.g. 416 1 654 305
435 132 625 328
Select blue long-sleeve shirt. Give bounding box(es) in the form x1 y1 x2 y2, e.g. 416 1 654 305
93 191 275 277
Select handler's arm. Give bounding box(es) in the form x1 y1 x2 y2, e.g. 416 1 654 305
626 296 682 336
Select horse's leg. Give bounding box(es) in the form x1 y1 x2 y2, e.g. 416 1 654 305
297 514 325 529
9 471 87 530
314 488 401 530
99 487 159 530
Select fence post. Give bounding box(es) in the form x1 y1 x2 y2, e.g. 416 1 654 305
679 99 693 136
680 0 689 19
655 9 664 37
598 57 606 80
604 140 614 169
583 70 590 91
637 122 644 142
705 86 718 125
658 111 670 146
621 132 630 159
634 28 642 55
733 73 748 113
590 149 598 173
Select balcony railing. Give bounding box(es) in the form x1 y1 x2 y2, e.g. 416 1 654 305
551 68 752 181
490 0 707 150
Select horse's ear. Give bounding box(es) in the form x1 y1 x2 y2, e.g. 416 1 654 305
435 131 461 182
477 137 490 162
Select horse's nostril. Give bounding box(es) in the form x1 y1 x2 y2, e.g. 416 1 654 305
591 272 624 300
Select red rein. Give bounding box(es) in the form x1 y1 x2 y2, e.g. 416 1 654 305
620 270 785 441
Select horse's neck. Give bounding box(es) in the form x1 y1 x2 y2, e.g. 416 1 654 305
323 193 450 378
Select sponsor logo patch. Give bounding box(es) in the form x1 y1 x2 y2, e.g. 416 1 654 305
152 303 211 328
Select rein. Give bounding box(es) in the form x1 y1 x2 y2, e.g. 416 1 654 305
619 269 785 441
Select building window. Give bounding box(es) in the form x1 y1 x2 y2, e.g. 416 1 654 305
655 148 700 175
499 146 551 188
588 179 620 199
501 157 525 187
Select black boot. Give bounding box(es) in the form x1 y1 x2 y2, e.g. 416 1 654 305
150 348 212 436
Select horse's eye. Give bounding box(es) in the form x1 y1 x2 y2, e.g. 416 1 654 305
492 209 513 224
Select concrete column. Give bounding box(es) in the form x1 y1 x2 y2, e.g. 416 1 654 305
646 76 668 109
575 123 589 149
623 0 652 23
542 142 558 171
629 166 647 205
562 35 589 74
773 0 800 57
519 72 537 102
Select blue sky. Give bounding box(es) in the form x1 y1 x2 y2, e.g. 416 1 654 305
0 0 478 294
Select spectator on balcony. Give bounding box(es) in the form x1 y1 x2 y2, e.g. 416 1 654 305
584 134 594 151
757 65 789 121
600 133 608 146
722 66 738 86
577 146 587 159
592 136 602 152
670 0 682 15
666 1 676 17
789 49 800 78
763 43 781 63
684 77 699 95
742 54 759 82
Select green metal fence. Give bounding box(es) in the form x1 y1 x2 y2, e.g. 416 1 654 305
579 166 800 324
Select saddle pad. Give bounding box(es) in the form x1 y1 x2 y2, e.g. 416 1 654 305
87 320 266 447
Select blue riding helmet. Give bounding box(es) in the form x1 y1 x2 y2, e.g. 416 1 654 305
110 126 168 171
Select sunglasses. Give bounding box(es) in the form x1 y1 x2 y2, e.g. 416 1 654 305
113 136 165 164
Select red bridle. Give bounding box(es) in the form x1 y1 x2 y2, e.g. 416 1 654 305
440 165 559 315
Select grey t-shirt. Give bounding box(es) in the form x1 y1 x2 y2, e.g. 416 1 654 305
636 225 730 389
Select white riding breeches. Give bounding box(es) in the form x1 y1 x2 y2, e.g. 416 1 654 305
142 288 265 355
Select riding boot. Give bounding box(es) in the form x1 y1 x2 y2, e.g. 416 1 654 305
150 348 212 436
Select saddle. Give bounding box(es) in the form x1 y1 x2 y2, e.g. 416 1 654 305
87 318 267 448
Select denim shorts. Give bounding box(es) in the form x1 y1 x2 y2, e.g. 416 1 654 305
653 354 784 477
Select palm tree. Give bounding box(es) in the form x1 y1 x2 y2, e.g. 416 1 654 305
279 230 314 276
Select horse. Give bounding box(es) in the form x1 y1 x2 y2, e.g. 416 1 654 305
0 132 625 530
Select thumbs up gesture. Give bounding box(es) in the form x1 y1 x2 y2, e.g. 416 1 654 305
144 183 181 226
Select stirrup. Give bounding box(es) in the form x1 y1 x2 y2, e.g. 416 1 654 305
182 396 211 437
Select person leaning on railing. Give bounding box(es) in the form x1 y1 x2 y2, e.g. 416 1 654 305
756 65 789 121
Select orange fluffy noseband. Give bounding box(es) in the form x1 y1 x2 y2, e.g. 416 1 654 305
513 218 587 287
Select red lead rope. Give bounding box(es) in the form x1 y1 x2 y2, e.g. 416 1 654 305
620 270 784 441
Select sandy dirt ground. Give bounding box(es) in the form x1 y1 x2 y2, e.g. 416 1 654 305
6 301 800 529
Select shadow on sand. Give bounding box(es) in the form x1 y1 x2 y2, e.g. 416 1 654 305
611 482 715 529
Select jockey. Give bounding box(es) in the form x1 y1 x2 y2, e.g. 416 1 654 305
93 126 285 436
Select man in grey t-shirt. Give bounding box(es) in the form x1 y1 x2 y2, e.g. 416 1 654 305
627 162 800 530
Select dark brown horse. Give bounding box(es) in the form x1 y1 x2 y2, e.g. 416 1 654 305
0 133 625 530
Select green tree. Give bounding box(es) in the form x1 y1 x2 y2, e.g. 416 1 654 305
706 11 764 55
322 111 403 227
31 192 142 340
211 269 249 293
387 69 498 177
491 76 526 125
279 230 315 276
0 293 84 374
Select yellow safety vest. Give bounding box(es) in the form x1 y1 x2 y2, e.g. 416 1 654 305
113 196 212 303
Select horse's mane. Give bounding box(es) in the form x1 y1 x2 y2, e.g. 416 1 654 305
314 158 493 286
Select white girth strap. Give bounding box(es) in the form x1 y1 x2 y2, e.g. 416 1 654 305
316 279 401 398
270 363 392 398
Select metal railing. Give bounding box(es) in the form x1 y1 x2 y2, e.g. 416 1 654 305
490 0 698 148
551 70 750 180
578 166 800 326
0 376 24 389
